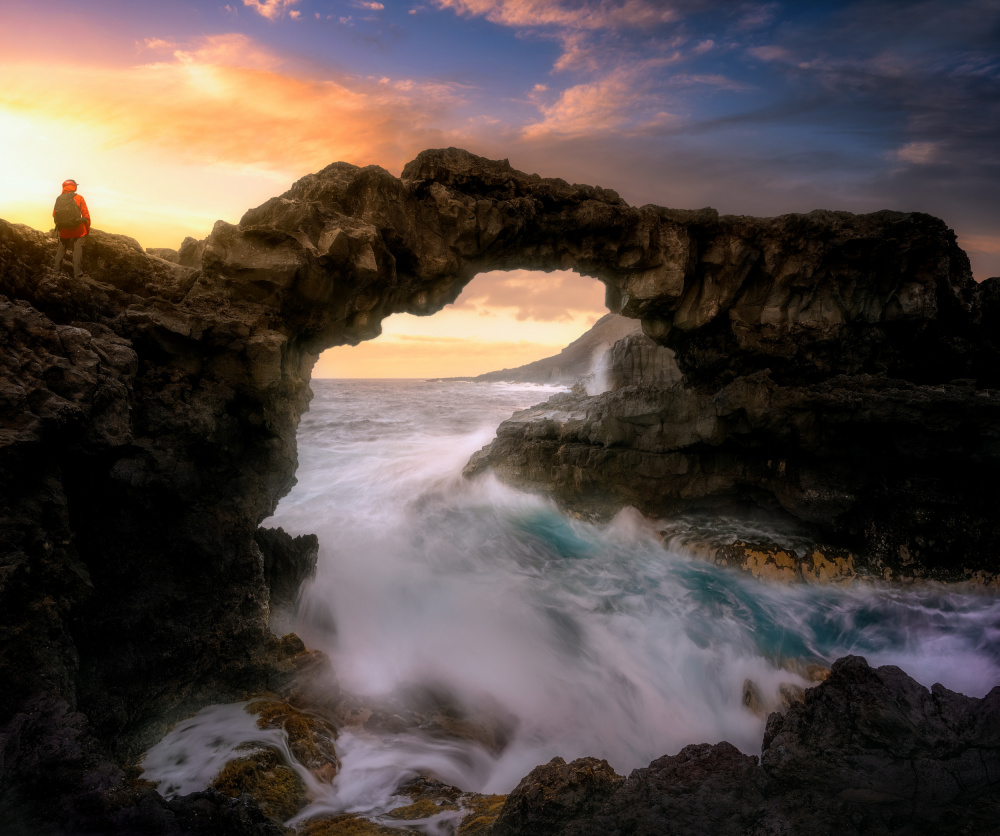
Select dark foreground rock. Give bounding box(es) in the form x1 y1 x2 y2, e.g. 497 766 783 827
2 148 999 831
491 657 1000 836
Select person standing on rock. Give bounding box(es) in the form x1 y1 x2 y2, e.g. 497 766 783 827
52 179 90 279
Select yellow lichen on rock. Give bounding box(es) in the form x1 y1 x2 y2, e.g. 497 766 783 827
715 540 858 584
297 791 504 835
246 697 340 783
457 794 507 835
299 814 401 835
779 682 806 708
803 548 856 583
384 797 458 819
744 545 800 582
780 659 831 683
963 570 1000 590
721 541 800 582
211 748 307 823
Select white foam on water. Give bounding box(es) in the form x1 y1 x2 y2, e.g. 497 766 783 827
141 379 1000 822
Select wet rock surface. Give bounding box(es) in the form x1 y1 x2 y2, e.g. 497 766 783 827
491 657 1000 835
256 526 319 608
491 756 624 836
1 149 998 832
597 330 682 391
465 372 1000 580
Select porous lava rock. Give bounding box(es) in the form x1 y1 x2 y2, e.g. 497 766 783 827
2 148 998 832
255 526 319 607
490 756 624 836
489 657 1000 835
597 329 682 391
466 353 1000 579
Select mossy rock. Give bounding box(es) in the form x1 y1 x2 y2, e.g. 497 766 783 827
457 793 507 835
211 748 307 822
246 697 340 781
384 797 458 819
299 781 504 835
299 814 401 835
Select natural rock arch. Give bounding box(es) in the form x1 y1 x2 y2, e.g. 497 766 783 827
1 148 997 827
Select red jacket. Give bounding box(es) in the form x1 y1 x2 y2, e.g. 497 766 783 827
54 191 90 239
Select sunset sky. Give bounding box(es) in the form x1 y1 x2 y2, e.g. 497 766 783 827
2 0 998 377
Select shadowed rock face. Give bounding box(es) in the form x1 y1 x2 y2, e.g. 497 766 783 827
489 657 1000 836
1 148 998 832
464 372 1000 576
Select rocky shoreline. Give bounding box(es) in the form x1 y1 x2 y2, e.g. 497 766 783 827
2 148 999 832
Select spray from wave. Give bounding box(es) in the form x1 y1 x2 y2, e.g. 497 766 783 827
142 379 1000 822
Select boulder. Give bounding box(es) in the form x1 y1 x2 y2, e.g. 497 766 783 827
488 657 1000 835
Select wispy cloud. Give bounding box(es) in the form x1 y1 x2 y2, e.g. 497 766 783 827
432 1 726 145
433 0 679 31
736 0 1000 182
524 62 684 138
243 0 301 20
667 73 750 91
141 37 178 51
454 269 606 321
733 2 779 31
894 141 942 164
959 234 1000 256
0 35 471 184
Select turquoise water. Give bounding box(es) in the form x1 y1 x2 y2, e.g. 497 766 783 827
143 378 1000 819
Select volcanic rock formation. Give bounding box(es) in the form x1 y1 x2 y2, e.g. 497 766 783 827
2 147 999 832
489 657 1000 835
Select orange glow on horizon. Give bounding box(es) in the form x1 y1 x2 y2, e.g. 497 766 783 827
316 271 608 378
4 12 994 385
0 32 464 248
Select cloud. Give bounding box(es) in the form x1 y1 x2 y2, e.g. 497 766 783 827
243 0 301 20
356 1 386 9
894 141 942 164
734 2 779 31
433 0 679 31
959 235 1000 256
167 33 281 70
732 0 1000 191
1 34 469 178
434 0 692 78
142 37 178 51
668 73 749 91
432 0 720 142
747 45 791 62
315 336 571 377
453 269 606 322
524 63 683 138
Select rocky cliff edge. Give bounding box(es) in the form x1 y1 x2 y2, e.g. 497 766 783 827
2 148 999 832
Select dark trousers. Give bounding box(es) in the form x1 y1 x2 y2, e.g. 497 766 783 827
54 236 85 279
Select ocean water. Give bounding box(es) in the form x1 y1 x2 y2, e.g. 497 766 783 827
143 379 1000 824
